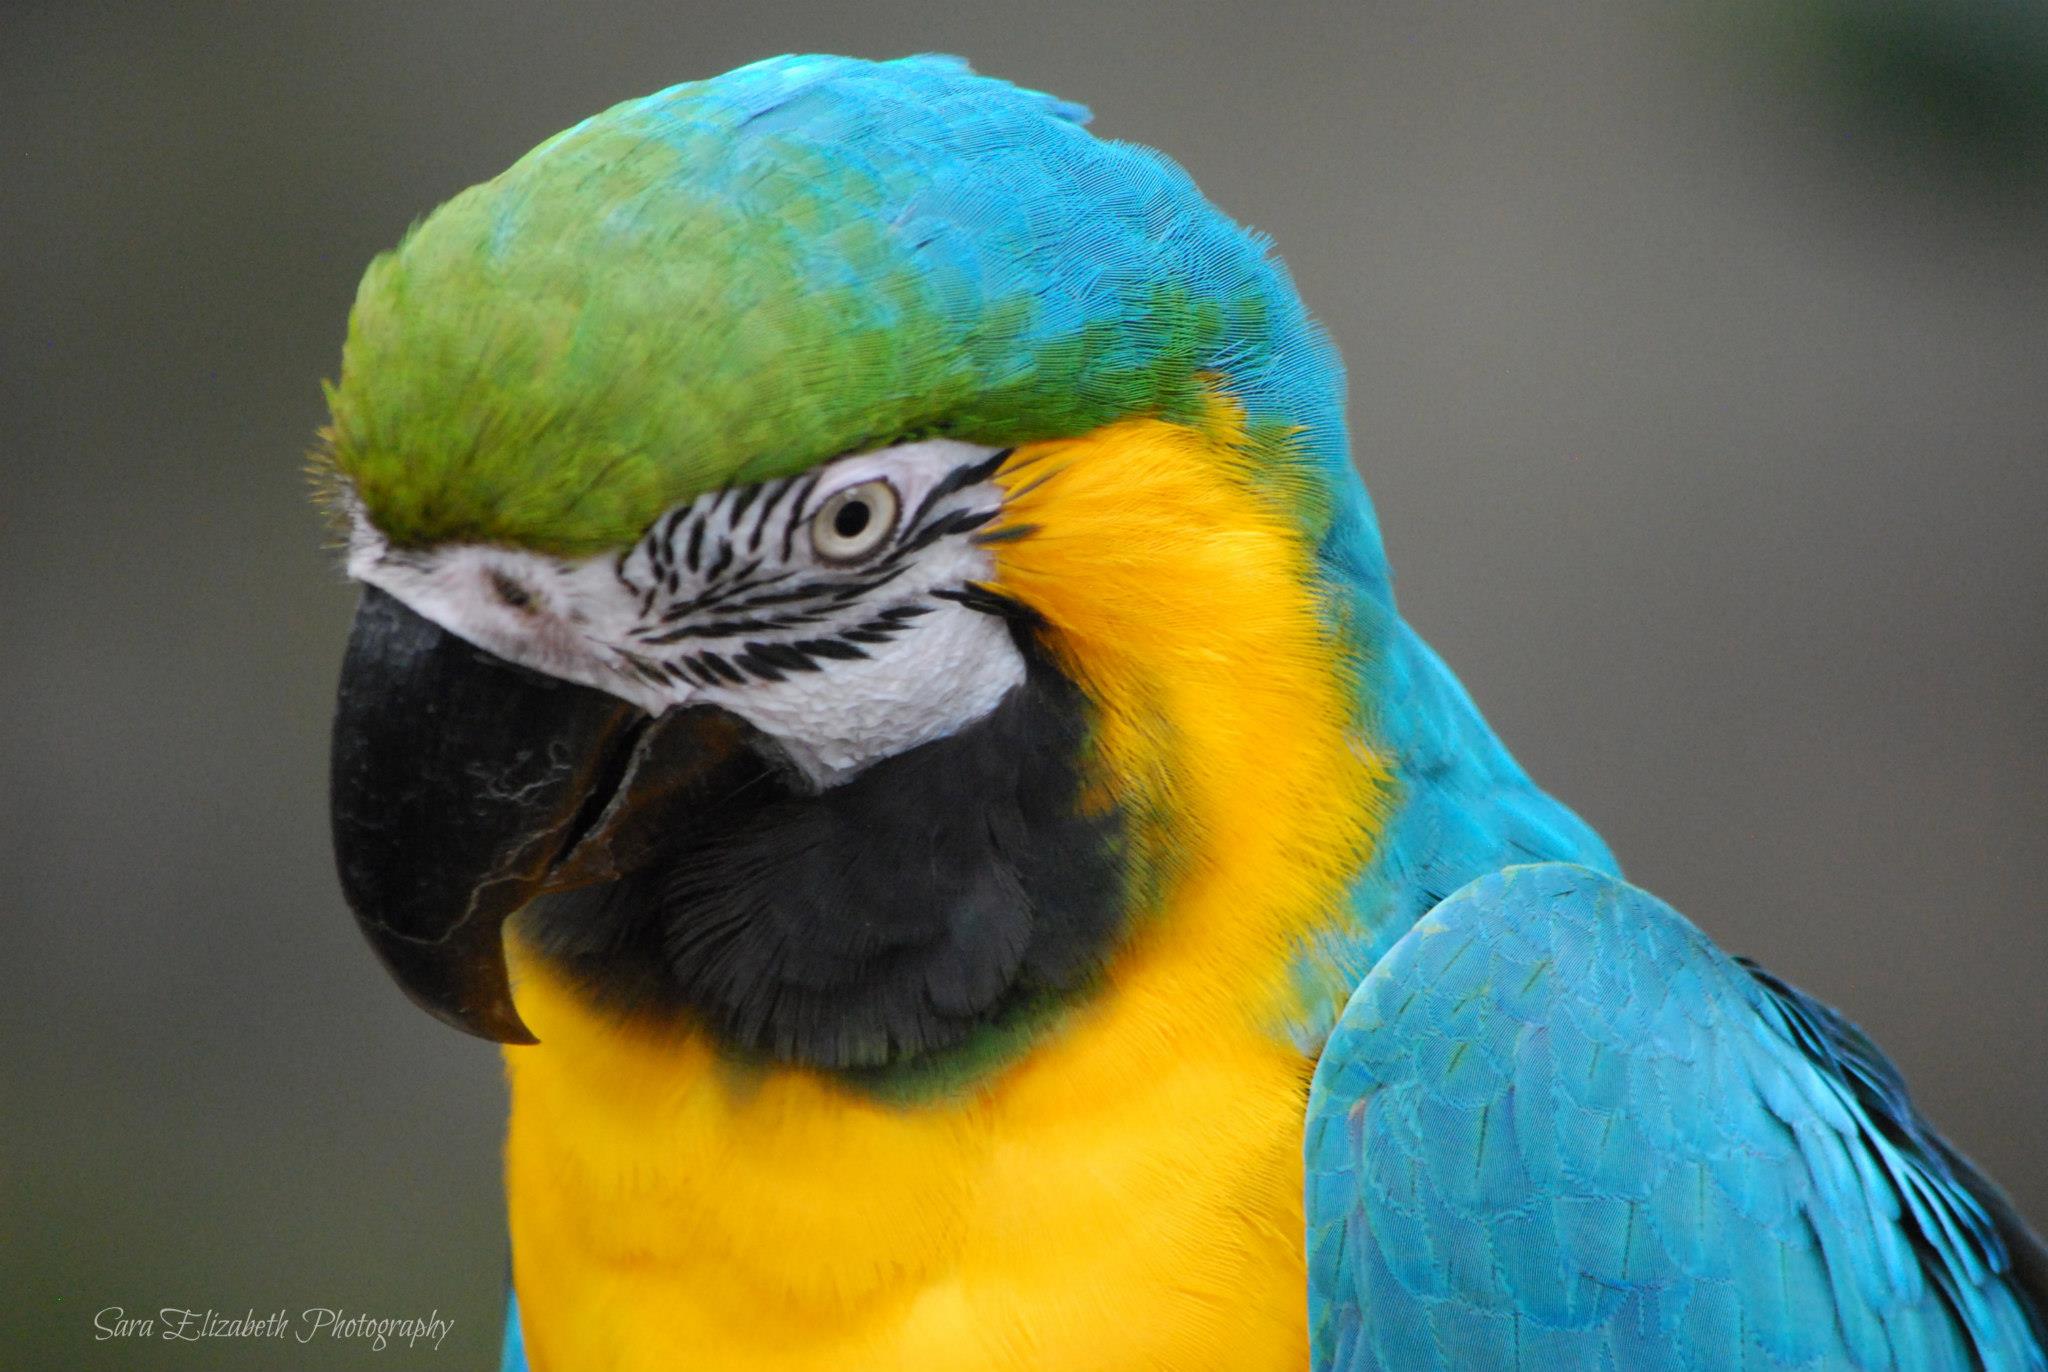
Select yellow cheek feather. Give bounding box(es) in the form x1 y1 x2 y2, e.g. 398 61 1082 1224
501 407 1386 1372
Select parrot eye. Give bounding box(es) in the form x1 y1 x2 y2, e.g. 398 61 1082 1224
810 479 900 564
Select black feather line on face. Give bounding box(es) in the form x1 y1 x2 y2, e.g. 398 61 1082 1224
517 637 1127 1074
780 473 822 562
726 480 762 524
902 448 1012 534
971 522 1039 546
698 652 745 685
703 538 735 583
613 450 1017 692
654 570 797 624
748 476 798 553
931 583 1044 627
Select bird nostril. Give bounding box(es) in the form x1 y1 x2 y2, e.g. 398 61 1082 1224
492 570 535 611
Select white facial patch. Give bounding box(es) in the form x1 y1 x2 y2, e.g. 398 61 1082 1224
345 440 1028 786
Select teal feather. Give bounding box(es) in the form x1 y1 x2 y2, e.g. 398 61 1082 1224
1306 864 2046 1370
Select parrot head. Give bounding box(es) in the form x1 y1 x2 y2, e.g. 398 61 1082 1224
322 54 1389 1075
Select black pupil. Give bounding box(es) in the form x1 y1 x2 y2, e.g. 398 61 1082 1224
833 499 872 539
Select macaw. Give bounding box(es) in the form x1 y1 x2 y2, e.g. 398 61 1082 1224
319 54 2045 1372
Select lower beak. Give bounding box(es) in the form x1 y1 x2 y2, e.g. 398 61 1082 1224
328 586 640 1044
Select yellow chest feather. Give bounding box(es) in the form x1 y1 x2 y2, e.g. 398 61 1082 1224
504 954 1314 1372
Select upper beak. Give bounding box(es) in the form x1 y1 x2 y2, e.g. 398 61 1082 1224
328 586 640 1044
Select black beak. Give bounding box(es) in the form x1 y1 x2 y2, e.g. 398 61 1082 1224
328 586 640 1044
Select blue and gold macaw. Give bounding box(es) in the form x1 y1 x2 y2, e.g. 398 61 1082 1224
318 54 2045 1371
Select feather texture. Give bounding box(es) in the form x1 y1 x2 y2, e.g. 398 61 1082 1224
1306 863 2046 1371
323 53 1374 583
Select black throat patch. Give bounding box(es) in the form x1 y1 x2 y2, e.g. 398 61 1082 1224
516 634 1129 1077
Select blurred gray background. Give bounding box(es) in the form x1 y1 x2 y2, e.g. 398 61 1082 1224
4 2 2043 1367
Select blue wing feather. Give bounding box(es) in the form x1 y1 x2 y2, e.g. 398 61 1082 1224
1306 862 2045 1371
